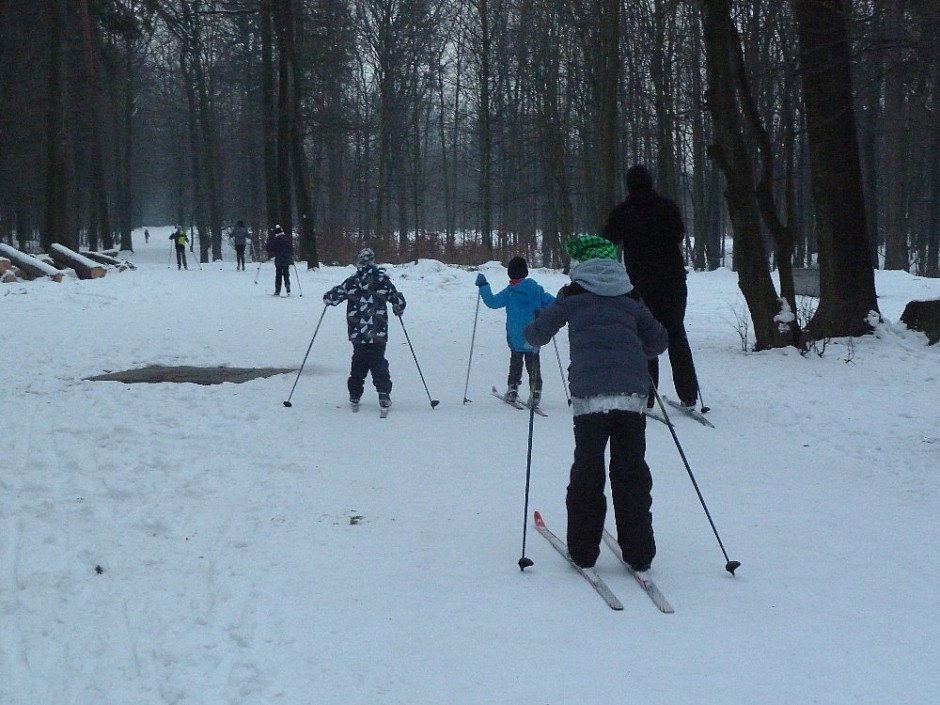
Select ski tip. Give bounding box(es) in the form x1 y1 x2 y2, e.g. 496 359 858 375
533 510 544 527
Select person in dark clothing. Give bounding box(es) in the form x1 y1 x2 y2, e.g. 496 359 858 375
170 227 188 270
323 248 407 410
525 235 668 572
603 164 701 408
231 220 250 270
475 256 554 406
265 224 293 295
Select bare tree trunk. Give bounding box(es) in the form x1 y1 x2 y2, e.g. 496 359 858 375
42 0 68 252
260 0 280 230
881 0 908 270
597 0 619 224
792 0 879 338
77 0 112 251
477 0 494 258
117 35 136 252
700 0 790 350
274 0 319 267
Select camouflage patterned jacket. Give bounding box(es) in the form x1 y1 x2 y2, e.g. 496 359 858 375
323 264 406 343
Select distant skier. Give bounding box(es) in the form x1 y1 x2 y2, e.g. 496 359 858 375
170 227 188 270
231 220 250 271
264 224 293 295
475 255 554 407
323 248 406 412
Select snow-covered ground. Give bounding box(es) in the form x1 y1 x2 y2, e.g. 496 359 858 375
3 226 939 704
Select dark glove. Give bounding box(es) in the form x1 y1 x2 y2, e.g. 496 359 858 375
475 273 488 287
393 306 404 317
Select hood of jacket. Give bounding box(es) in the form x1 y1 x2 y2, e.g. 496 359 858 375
569 258 633 297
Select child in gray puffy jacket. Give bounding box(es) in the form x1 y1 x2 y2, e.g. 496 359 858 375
524 235 667 572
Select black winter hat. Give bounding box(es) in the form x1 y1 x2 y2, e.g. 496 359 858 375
626 164 653 192
507 256 528 279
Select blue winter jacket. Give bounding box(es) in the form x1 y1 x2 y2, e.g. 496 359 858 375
524 259 667 402
480 277 555 353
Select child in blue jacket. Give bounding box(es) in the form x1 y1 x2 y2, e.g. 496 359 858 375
476 256 555 406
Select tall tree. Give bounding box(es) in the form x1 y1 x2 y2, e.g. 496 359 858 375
43 0 69 251
792 0 879 337
700 0 790 350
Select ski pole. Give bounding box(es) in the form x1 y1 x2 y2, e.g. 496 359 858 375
552 336 570 405
697 382 710 414
167 244 173 268
282 304 328 408
398 316 440 408
518 352 541 571
291 263 304 297
462 295 481 403
651 381 740 575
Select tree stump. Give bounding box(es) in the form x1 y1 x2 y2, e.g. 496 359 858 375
900 299 940 345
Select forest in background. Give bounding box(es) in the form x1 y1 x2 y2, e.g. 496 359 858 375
1 0 938 345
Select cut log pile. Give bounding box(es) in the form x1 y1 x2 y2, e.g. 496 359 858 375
0 242 135 283
0 255 13 283
0 242 64 282
50 243 107 279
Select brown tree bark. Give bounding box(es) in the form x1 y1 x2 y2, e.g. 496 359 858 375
700 0 790 350
791 0 879 338
42 0 69 252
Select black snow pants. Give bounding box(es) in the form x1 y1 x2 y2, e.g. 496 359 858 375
274 265 291 294
566 410 655 571
638 277 699 406
348 342 392 400
507 351 542 392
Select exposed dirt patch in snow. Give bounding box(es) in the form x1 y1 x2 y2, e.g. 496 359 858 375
85 365 293 385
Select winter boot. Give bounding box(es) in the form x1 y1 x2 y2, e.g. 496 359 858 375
378 393 391 409
504 384 519 402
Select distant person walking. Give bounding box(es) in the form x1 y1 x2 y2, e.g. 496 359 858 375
265 224 293 295
144 228 150 244
170 227 188 270
231 220 250 270
603 164 700 408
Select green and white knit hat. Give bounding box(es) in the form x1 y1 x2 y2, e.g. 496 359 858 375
565 234 618 262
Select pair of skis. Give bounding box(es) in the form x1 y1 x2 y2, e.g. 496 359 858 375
492 386 547 417
532 511 674 613
645 397 714 429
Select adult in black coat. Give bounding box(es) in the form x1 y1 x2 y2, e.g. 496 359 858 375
603 165 700 407
265 224 293 296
